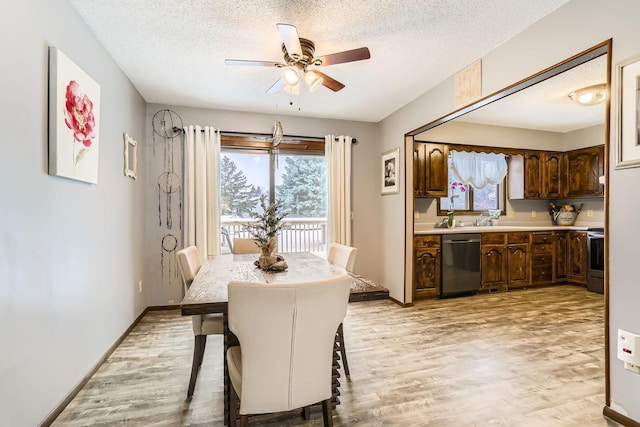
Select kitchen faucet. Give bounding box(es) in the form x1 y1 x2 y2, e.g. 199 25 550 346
475 212 492 227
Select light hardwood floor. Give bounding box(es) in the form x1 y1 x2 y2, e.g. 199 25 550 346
52 285 614 426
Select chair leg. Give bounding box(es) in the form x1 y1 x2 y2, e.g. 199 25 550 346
322 398 334 427
239 415 248 427
229 381 239 426
303 406 311 420
187 335 207 397
337 323 350 378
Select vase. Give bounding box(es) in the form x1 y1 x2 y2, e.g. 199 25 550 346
447 219 456 228
258 255 277 270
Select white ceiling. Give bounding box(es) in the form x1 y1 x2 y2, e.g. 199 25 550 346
69 0 571 123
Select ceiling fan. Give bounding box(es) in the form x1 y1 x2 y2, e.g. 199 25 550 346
224 23 371 94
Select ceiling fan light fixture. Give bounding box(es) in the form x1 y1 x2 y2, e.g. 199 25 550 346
282 67 300 86
568 83 607 106
304 71 323 92
284 82 300 95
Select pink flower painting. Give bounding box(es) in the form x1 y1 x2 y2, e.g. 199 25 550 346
64 80 96 148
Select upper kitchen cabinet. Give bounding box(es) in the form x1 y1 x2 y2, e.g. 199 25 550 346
509 151 564 200
414 142 448 198
566 145 604 198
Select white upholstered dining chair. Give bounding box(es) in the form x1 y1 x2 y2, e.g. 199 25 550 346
176 246 223 397
226 275 352 426
232 238 261 254
327 242 358 379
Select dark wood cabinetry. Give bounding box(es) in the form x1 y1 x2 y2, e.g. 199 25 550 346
554 231 568 282
541 152 565 199
567 231 588 284
524 152 542 198
480 233 530 290
413 142 448 198
566 146 604 198
413 235 442 298
531 232 554 285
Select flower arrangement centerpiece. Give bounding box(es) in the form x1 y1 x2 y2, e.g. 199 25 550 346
244 195 289 270
447 181 467 227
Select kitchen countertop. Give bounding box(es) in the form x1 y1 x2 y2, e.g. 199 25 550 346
415 225 600 235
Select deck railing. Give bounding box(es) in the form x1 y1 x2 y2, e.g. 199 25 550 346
221 217 327 253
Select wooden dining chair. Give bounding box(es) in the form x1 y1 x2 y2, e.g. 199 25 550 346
226 275 352 426
327 242 358 379
232 238 261 254
176 246 223 397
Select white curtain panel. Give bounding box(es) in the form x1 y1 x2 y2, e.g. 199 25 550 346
450 151 508 189
325 135 352 247
183 125 221 257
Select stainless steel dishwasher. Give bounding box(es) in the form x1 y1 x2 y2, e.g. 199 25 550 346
441 233 481 297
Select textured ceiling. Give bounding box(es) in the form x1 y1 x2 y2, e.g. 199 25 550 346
69 0 570 123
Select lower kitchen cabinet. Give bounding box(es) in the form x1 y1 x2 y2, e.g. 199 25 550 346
414 235 441 298
506 232 530 288
567 231 588 284
531 232 554 285
481 232 530 290
554 231 568 282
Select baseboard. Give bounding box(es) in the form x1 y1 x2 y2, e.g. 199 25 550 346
39 306 151 426
389 296 413 307
603 406 640 427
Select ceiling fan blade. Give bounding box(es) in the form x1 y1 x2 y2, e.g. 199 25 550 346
266 78 287 94
311 70 345 92
315 47 371 66
276 23 302 60
224 59 282 67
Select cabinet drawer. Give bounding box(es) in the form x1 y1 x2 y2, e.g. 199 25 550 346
532 265 553 282
482 233 506 245
532 253 552 266
507 232 530 244
414 235 441 248
531 243 553 254
532 232 553 244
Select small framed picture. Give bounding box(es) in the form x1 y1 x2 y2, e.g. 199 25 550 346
381 148 400 195
616 54 640 169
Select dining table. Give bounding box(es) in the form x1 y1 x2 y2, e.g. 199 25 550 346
180 251 349 424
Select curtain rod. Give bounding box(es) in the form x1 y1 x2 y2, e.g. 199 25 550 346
174 127 357 144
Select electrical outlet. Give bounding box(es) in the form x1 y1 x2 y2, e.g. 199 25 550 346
414 210 419 219
507 210 515 218
587 209 593 218
168 299 175 304
138 280 142 293
531 210 537 218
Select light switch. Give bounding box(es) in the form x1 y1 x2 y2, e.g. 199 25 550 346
618 329 640 372
587 209 593 218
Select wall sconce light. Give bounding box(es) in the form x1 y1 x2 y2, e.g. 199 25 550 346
568 84 607 106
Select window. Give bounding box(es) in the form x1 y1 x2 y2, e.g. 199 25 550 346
438 153 505 215
219 135 327 252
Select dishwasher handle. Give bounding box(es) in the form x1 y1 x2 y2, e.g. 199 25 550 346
443 239 480 244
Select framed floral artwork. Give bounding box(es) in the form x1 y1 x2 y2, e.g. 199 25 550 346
381 148 400 195
48 47 100 184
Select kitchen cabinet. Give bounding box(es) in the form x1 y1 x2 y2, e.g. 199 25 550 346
481 232 530 290
531 232 554 285
566 145 604 198
567 231 588 284
524 151 542 198
414 235 441 298
541 152 565 199
554 231 568 282
413 142 448 198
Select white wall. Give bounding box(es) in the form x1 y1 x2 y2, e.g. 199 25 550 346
0 0 147 425
380 0 640 420
143 104 382 306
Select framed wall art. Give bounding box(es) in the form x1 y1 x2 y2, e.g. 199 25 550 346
48 47 101 183
381 148 399 195
123 133 137 180
615 53 640 169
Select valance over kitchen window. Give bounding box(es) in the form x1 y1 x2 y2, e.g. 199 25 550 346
450 151 508 189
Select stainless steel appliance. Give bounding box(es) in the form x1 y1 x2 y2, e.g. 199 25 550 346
441 234 481 297
587 228 604 294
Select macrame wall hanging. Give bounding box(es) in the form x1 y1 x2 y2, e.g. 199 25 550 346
152 109 184 285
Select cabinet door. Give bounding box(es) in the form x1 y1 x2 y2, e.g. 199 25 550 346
424 143 449 197
566 146 604 198
567 231 588 284
413 142 427 196
554 231 568 282
507 243 530 287
524 152 542 198
414 247 441 298
542 152 564 198
481 244 508 290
